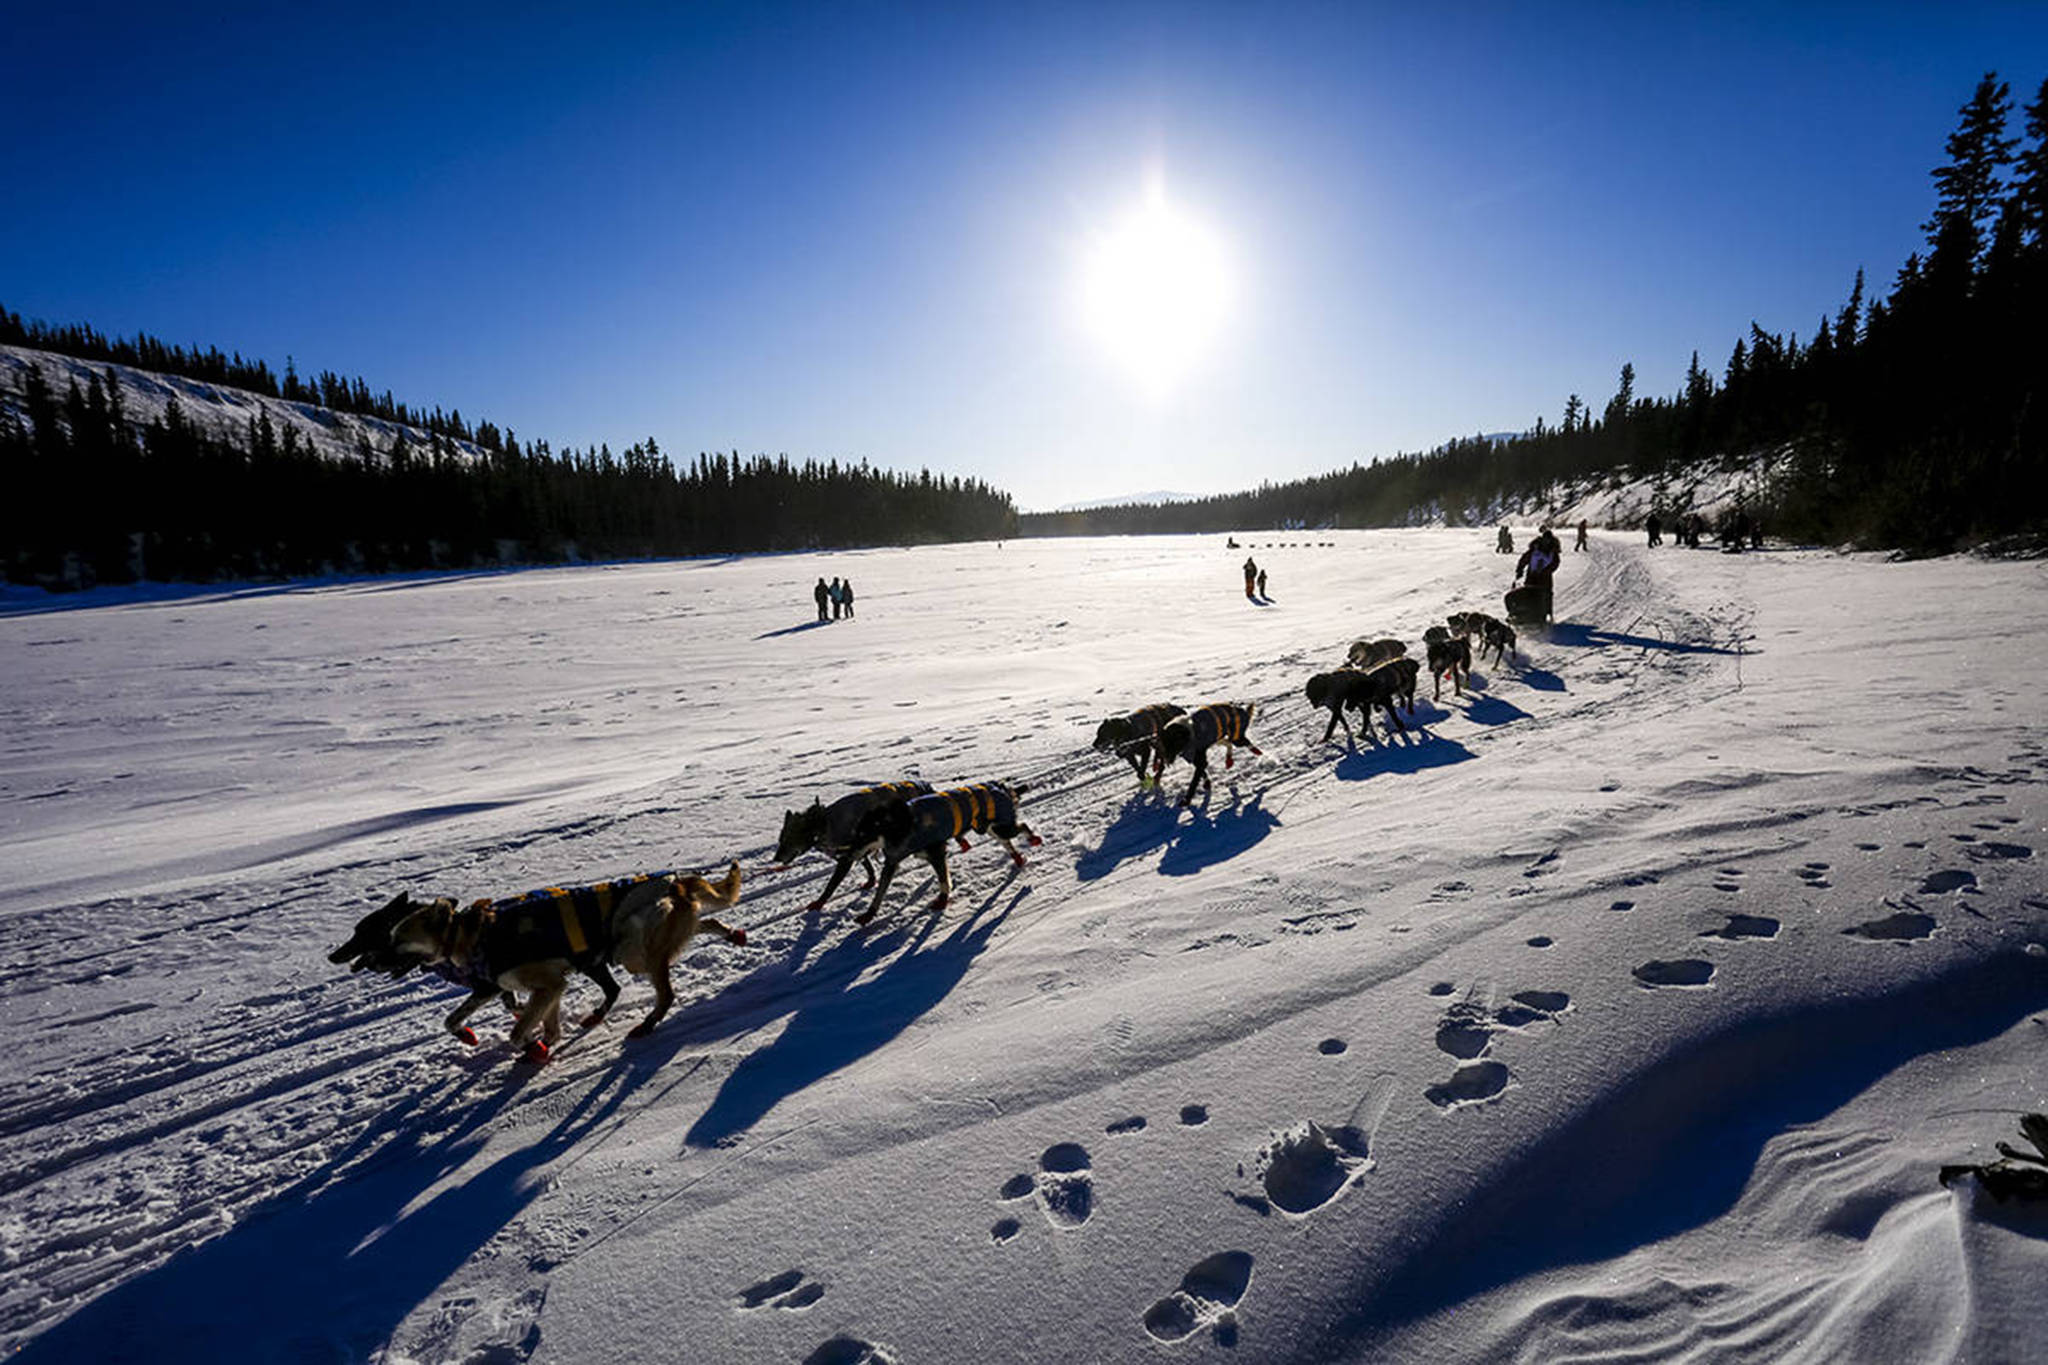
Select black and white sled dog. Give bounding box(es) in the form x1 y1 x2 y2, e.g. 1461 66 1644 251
1093 703 1188 785
852 781 1040 923
1448 611 1517 666
775 781 934 912
1426 632 1472 699
1157 703 1263 806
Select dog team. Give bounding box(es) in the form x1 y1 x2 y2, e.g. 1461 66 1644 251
330 607 1519 1065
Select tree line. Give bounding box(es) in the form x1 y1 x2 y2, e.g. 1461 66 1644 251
0 358 1015 587
1026 71 2047 554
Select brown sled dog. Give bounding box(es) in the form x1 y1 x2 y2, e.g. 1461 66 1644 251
390 865 746 1060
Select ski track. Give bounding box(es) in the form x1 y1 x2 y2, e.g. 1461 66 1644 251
2 530 2044 1362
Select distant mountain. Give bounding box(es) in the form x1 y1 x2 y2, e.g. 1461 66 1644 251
1050 490 1199 513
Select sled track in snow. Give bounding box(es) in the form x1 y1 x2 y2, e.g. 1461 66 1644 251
0 539 1754 1352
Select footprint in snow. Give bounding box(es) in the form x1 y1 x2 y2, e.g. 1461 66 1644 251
1032 1143 1094 1228
990 1217 1021 1244
1844 911 1937 942
1918 869 1977 894
1435 1002 1493 1059
1106 1115 1147 1135
1180 1104 1209 1126
1633 959 1716 988
1700 914 1780 940
1964 841 2033 862
738 1269 825 1311
1436 987 1570 1057
1245 1074 1394 1215
1143 1251 1255 1347
1426 1060 1512 1108
803 1337 897 1365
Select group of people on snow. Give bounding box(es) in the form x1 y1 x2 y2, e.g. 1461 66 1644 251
813 576 856 621
1242 556 1269 601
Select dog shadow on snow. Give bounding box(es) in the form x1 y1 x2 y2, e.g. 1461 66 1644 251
14 1037 629 1364
682 882 1021 1147
18 888 1022 1361
1333 732 1477 782
1546 622 1745 657
1075 791 1183 882
1158 787 1281 877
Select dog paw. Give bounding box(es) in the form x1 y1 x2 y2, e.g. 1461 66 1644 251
626 1020 656 1039
1034 1143 1094 1228
804 898 827 913
520 1040 551 1065
453 1026 479 1046
1142 1251 1254 1346
728 927 748 947
578 1010 607 1029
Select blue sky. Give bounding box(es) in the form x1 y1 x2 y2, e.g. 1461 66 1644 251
4 2 2044 510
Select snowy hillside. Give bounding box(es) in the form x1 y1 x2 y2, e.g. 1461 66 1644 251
0 343 496 465
1 531 2044 1364
1430 452 1786 535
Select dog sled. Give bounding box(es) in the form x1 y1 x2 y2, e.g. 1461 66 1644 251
1504 583 1548 626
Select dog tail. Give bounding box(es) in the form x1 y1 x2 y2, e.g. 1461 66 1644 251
705 861 743 907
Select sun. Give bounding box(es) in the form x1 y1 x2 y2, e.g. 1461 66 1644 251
1079 184 1232 393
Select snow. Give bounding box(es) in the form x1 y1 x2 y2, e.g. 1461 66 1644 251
1 343 500 466
2 529 2045 1364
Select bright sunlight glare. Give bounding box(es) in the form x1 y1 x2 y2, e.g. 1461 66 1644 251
1079 184 1233 395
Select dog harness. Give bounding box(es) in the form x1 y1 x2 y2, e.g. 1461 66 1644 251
1195 704 1252 748
481 870 683 960
912 784 1019 841
824 781 933 849
1120 703 1183 751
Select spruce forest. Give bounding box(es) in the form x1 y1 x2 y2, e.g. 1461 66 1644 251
0 333 1015 586
3 72 2043 589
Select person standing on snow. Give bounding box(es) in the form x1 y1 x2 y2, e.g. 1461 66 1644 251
1515 525 1564 623
814 577 830 622
1243 556 1258 600
840 579 856 618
